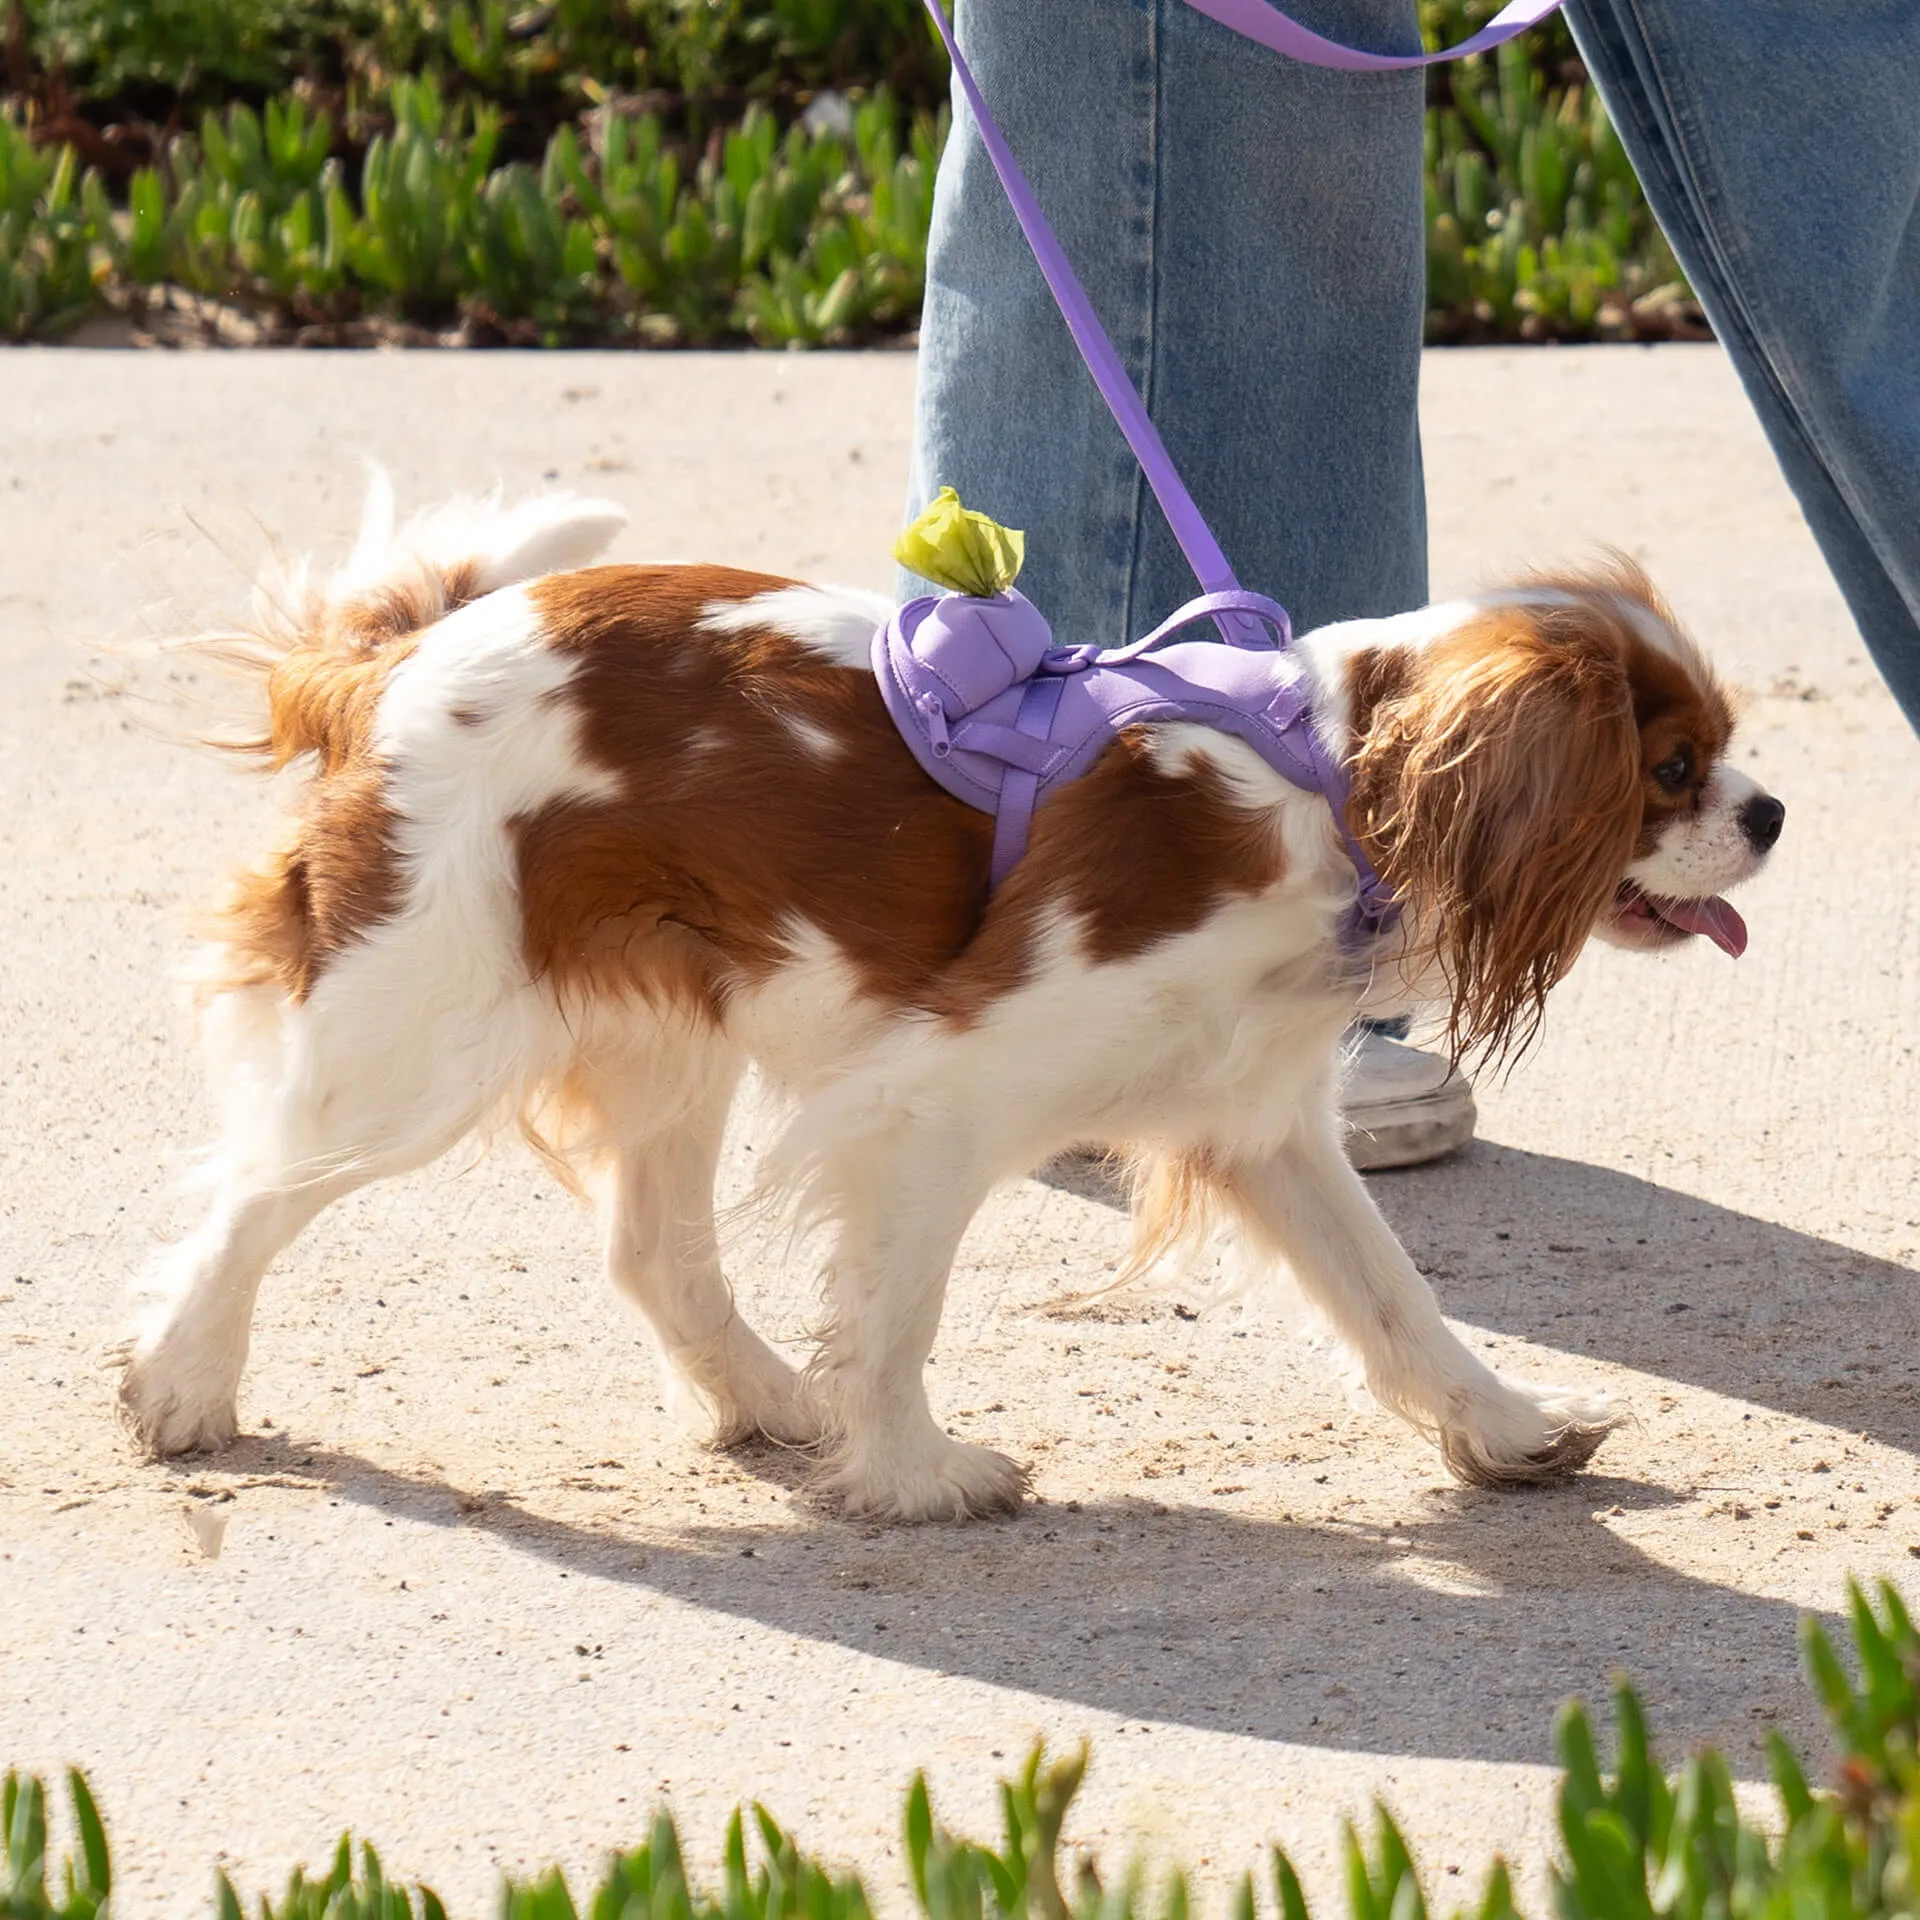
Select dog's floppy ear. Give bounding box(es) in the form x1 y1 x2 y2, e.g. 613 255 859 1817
1349 605 1643 1066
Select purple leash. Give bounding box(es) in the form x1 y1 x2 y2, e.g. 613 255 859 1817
892 0 1564 943
1181 0 1565 70
917 0 1566 630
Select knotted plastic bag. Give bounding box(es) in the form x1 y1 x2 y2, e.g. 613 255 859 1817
892 487 1026 598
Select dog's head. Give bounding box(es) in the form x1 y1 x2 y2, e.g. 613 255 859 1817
1343 561 1781 1064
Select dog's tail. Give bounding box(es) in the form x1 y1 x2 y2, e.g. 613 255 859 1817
178 473 626 1014
186 469 628 770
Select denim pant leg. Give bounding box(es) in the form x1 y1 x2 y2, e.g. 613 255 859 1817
905 0 1429 647
1568 0 1920 733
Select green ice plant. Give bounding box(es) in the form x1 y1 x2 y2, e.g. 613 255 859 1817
343 74 501 318
463 143 601 340
561 105 742 343
0 116 103 340
24 0 321 102
117 96 348 313
17 0 944 139
562 91 938 345
0 0 1685 343
1423 36 1690 340
734 93 942 346
1 1770 109 1920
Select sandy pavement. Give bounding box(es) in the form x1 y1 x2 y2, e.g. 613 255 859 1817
3 345 1918 1918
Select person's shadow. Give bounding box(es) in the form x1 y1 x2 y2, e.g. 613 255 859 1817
192 1142 1913 1779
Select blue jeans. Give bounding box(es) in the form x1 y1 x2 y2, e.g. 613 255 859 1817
1568 0 1920 731
906 0 1920 734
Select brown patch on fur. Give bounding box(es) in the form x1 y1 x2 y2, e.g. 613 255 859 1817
1524 557 1734 852
258 640 417 773
1342 642 1419 749
209 762 403 1002
329 561 481 652
1347 591 1654 1066
516 568 1288 1029
207 824 313 997
997 731 1286 968
200 566 484 1001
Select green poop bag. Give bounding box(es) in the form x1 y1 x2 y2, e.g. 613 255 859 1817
892 487 1025 598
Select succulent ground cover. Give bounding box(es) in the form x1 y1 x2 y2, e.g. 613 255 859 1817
0 0 1701 346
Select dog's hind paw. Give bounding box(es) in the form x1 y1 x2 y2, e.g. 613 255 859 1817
819 1432 1029 1524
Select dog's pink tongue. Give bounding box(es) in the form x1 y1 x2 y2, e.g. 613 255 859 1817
1654 894 1748 957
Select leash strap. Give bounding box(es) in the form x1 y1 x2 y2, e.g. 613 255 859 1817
919 0 1264 646
1181 0 1564 70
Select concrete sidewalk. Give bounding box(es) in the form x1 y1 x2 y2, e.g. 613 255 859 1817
3 345 1918 1919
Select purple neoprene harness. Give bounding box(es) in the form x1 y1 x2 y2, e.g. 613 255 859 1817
874 588 1402 944
877 0 1564 947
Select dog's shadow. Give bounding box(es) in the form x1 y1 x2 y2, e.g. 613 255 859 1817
189 1141 1912 1775
200 1428 1826 1774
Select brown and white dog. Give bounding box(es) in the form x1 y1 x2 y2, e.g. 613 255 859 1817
116 482 1782 1520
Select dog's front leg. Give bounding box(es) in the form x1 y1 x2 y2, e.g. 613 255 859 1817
806 1135 1026 1524
1223 1113 1621 1484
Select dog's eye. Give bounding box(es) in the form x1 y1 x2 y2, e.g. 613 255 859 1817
1651 748 1693 794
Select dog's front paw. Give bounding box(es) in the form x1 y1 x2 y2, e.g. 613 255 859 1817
111 1327 243 1459
1437 1381 1623 1488
821 1429 1029 1524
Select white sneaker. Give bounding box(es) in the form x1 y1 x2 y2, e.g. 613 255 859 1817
1342 1030 1476 1170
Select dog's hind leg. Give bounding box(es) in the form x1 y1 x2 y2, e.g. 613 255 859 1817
1220 1108 1623 1484
116 959 534 1457
587 1044 821 1449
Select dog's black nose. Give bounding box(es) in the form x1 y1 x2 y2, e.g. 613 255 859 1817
1740 793 1785 852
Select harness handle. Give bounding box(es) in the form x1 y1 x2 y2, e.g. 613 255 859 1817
1043 588 1293 671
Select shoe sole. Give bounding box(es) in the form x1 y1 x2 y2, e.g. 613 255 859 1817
1344 1084 1478 1172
